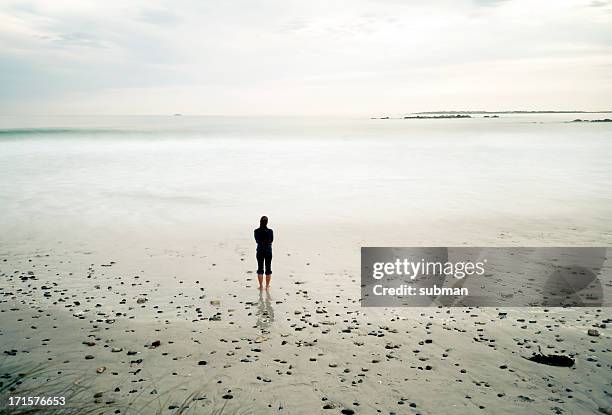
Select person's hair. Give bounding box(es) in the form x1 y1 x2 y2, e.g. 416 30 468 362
260 216 268 228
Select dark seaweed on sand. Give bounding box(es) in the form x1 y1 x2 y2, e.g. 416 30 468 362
524 347 575 367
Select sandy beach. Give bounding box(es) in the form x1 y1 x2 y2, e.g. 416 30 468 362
1 216 611 414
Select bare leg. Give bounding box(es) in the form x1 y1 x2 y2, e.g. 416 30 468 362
257 274 263 290
265 274 271 290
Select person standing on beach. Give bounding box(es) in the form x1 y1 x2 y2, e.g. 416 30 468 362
254 216 273 290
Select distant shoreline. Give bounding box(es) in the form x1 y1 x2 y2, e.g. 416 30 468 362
414 110 612 114
371 110 612 121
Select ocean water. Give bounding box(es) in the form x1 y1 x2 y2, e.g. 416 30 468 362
1 114 611 251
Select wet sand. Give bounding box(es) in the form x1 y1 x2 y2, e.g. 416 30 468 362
1 222 610 414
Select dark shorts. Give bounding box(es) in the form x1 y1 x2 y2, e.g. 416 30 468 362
256 251 272 275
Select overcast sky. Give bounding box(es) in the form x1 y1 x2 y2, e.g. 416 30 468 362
1 0 611 115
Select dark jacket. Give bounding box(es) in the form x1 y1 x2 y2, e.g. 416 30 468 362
254 227 273 255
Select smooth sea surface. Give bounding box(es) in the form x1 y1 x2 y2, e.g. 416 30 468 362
1 114 611 252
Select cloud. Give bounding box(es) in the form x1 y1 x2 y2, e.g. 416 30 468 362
138 7 181 26
473 0 509 6
589 0 609 7
53 31 104 47
0 0 611 115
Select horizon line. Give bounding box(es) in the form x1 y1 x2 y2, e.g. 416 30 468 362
1 110 612 118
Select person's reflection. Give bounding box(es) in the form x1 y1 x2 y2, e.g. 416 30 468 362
255 290 275 332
